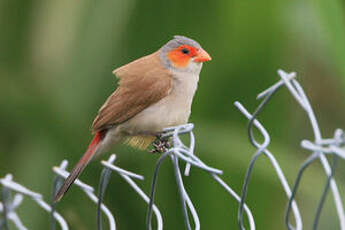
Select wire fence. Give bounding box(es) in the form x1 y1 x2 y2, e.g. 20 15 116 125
1 69 344 230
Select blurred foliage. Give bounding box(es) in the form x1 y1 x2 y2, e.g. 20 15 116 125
0 0 345 229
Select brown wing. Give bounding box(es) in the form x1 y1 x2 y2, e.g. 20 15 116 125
92 51 172 133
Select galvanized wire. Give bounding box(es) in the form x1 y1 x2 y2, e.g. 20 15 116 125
246 69 345 230
53 154 161 230
236 89 277 230
313 155 338 230
0 174 68 230
100 154 163 230
234 106 302 230
52 160 116 230
0 193 26 230
275 70 345 230
146 124 256 230
1 182 10 230
51 171 64 230
97 155 114 230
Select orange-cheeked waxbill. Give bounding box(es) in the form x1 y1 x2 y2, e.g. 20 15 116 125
54 35 211 202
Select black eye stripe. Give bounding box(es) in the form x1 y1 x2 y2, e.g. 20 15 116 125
181 48 189 54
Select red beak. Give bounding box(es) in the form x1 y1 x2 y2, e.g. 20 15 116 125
194 48 212 63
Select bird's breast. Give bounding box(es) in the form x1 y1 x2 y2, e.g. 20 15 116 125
120 72 199 135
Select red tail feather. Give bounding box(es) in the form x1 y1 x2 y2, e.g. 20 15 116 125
54 130 106 203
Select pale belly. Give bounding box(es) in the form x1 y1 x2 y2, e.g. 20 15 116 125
119 72 198 135
119 94 192 135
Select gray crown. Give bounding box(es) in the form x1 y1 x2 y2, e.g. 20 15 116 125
161 35 201 52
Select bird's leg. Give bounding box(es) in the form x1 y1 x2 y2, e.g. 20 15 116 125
150 134 171 153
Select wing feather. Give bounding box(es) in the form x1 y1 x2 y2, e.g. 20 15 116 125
92 51 172 133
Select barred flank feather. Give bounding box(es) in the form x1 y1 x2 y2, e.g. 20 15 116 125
125 135 156 150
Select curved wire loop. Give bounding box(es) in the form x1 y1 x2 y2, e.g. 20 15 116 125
236 90 276 230
253 69 345 230
235 91 302 229
273 70 345 230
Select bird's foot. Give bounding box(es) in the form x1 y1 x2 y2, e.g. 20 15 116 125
150 136 171 154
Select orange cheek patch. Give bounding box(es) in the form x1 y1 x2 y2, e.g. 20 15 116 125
168 49 191 68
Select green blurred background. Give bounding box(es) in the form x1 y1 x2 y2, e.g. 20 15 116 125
1 0 345 229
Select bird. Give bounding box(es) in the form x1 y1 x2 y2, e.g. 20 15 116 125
54 35 211 203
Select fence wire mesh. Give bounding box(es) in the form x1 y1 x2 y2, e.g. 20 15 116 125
1 69 344 230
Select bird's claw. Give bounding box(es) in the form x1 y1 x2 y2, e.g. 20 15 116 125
150 137 171 153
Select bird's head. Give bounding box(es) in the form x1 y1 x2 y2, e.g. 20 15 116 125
160 35 211 74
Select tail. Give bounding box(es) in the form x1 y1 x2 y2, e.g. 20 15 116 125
54 130 106 203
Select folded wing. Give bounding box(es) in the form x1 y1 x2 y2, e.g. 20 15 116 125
92 51 172 133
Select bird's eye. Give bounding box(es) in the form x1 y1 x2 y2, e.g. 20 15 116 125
181 48 189 54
